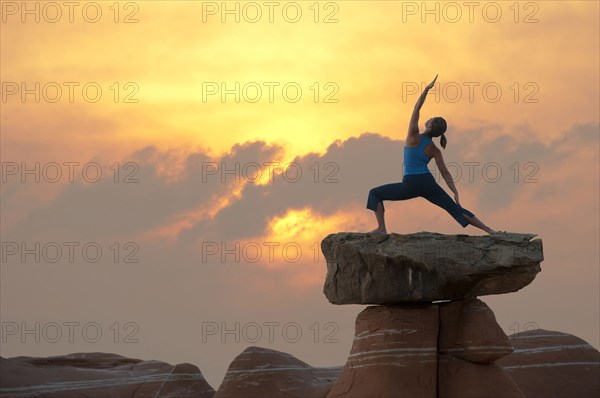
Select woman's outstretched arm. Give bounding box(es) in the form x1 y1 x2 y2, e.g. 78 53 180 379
407 74 438 137
432 145 461 205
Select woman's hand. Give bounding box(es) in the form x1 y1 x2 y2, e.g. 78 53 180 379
426 74 438 90
454 192 461 206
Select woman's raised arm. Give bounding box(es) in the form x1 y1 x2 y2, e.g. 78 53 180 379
407 74 438 137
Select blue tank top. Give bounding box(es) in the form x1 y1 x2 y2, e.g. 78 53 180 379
403 133 432 176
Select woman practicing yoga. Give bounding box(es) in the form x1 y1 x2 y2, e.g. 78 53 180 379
366 74 497 235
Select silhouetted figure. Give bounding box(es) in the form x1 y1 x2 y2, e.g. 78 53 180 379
366 75 497 235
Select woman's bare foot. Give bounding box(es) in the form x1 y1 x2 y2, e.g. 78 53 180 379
369 227 387 234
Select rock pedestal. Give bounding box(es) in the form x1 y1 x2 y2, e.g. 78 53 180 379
436 299 525 398
327 304 439 398
326 298 524 398
323 232 544 398
438 299 514 364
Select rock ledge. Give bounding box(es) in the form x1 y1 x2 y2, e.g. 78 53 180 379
322 231 543 304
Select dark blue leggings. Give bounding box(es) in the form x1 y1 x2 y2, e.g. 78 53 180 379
366 172 475 227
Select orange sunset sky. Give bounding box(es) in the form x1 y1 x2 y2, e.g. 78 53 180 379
1 0 599 389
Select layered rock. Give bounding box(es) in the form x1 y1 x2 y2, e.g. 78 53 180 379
436 299 524 397
438 354 525 398
327 304 439 398
497 329 600 398
10 231 599 398
322 231 550 398
0 352 215 398
326 299 525 398
438 298 513 364
214 346 342 398
322 232 543 304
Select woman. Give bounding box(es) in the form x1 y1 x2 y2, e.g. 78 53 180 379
366 74 497 235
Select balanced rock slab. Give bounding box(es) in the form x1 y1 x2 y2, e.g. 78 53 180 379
322 232 543 304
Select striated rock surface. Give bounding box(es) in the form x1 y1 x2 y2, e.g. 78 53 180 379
4 327 598 398
214 346 342 398
438 354 525 398
322 232 543 304
438 298 513 364
0 352 215 398
327 304 439 398
325 302 600 398
497 329 600 398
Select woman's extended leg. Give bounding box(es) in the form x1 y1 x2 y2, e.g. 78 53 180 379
421 177 496 234
366 181 419 233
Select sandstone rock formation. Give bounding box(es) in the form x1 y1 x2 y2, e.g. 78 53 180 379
5 232 599 398
438 354 526 398
0 352 215 398
497 329 600 398
322 232 543 304
321 231 599 398
327 304 438 398
214 346 342 398
438 298 513 364
436 299 525 398
325 301 600 398
326 299 527 398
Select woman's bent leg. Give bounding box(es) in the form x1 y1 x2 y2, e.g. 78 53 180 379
366 181 419 211
366 180 419 233
371 202 386 233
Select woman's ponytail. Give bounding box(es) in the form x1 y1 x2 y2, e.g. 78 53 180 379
440 133 447 149
432 117 447 149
